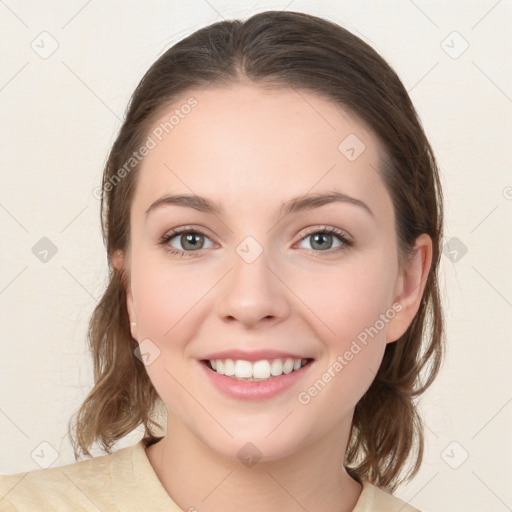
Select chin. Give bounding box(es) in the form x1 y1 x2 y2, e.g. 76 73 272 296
195 421 313 466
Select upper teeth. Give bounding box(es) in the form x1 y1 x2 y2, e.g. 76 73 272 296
209 358 307 380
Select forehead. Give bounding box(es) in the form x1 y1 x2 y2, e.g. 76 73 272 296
133 83 390 219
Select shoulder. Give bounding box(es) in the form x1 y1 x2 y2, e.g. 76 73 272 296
0 443 136 511
354 480 422 512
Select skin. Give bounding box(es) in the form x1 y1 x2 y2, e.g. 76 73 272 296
113 83 432 512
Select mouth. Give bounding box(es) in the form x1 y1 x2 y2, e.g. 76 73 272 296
200 357 314 382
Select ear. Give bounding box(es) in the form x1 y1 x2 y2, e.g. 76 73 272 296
112 249 138 340
386 233 433 344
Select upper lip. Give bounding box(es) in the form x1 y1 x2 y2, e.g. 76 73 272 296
200 349 312 363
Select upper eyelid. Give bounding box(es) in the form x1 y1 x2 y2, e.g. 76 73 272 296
163 225 216 242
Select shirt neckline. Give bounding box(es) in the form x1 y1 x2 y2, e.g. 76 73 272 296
112 439 182 511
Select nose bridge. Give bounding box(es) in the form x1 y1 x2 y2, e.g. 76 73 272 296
215 234 290 326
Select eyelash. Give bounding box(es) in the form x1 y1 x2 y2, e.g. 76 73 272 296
158 225 354 259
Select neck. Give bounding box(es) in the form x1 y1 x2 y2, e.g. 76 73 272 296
145 415 362 512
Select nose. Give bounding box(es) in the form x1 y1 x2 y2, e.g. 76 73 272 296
215 245 291 329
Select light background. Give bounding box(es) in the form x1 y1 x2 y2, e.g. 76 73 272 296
1 1 511 511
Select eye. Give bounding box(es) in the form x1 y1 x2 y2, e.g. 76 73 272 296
295 226 353 254
159 227 214 257
159 225 353 258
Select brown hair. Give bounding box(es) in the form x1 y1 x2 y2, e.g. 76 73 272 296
68 10 444 491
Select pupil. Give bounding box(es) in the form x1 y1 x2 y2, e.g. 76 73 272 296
183 233 203 250
312 233 331 250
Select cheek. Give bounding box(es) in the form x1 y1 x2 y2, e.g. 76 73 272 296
129 260 209 414
292 260 396 410
296 261 396 349
130 256 208 345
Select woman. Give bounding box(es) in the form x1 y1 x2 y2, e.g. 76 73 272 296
0 10 443 511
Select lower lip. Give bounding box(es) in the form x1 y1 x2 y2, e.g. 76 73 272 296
199 360 314 400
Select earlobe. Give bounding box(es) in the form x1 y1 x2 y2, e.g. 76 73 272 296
111 249 138 340
125 280 138 340
112 249 125 271
386 234 433 344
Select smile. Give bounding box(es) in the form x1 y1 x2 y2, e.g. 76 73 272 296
203 358 311 381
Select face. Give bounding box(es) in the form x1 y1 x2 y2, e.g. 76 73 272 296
120 84 427 462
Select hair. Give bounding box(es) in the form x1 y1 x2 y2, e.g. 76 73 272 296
68 10 444 491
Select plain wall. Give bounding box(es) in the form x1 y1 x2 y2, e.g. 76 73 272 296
1 1 511 511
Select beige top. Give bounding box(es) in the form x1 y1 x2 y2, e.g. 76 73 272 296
0 440 420 511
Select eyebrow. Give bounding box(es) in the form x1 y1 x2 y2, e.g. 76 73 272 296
145 190 374 219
